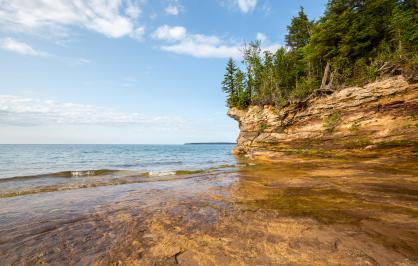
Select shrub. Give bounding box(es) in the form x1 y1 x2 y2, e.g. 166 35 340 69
350 122 360 133
323 112 341 132
258 123 269 132
290 77 320 100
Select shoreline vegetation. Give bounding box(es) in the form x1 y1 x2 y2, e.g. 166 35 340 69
221 0 417 110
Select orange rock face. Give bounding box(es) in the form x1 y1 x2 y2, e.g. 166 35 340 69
228 75 418 159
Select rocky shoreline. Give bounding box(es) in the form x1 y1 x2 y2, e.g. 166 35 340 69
228 75 418 160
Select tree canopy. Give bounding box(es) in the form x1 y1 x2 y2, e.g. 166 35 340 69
222 0 417 109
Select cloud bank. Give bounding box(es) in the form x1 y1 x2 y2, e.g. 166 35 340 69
0 37 46 56
152 25 242 59
0 95 184 127
0 1 276 60
0 0 145 38
152 25 280 59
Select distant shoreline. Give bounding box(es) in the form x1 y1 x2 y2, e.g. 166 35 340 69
184 142 236 145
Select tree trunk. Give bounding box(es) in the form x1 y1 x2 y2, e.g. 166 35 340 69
328 69 337 89
320 62 330 89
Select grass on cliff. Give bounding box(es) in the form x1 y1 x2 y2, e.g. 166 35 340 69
258 123 269 133
323 112 342 132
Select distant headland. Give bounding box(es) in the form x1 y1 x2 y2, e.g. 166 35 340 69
184 142 236 145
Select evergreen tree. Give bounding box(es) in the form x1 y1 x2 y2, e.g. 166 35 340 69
390 0 418 56
285 7 313 50
222 58 238 106
235 69 250 108
221 1 416 109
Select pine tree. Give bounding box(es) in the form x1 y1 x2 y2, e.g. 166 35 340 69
390 0 418 56
285 7 313 50
222 58 238 106
235 69 250 108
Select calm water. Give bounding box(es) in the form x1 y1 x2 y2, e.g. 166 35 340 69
0 144 236 179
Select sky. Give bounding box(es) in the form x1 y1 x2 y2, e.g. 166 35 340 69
0 0 327 144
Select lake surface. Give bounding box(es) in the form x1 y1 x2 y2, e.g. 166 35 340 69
0 144 237 179
0 145 417 265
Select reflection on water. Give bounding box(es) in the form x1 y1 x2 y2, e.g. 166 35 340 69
0 172 238 265
231 155 418 263
0 153 417 265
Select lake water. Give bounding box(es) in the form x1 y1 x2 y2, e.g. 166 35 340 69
0 144 417 264
0 144 237 179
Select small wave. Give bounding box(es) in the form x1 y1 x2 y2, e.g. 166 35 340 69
148 171 176 177
0 169 119 181
69 170 96 177
0 165 238 198
149 169 214 176
149 165 238 177
0 163 237 182
53 169 118 177
113 161 183 168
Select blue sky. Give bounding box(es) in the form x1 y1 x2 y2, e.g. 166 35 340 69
0 0 327 144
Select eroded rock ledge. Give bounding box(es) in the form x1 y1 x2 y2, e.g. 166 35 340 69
228 75 418 160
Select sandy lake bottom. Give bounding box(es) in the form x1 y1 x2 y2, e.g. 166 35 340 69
1 153 417 265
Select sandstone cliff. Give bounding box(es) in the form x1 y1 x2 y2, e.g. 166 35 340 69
228 75 418 160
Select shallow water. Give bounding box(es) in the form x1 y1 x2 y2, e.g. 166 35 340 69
0 148 417 265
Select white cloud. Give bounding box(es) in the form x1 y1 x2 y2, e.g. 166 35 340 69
0 37 92 65
256 32 267 42
0 37 46 56
0 95 185 127
0 0 145 39
131 26 146 41
161 39 242 59
151 25 187 41
58 56 91 67
78 58 91 64
165 5 180 15
164 0 183 16
152 25 280 59
219 0 257 13
262 43 282 53
152 25 241 58
237 0 257 13
261 3 272 16
125 2 142 19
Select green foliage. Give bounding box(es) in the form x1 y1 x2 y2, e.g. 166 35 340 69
323 112 342 132
290 77 320 99
390 0 418 57
221 0 417 109
350 122 360 133
286 7 313 50
258 123 269 132
222 58 251 109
